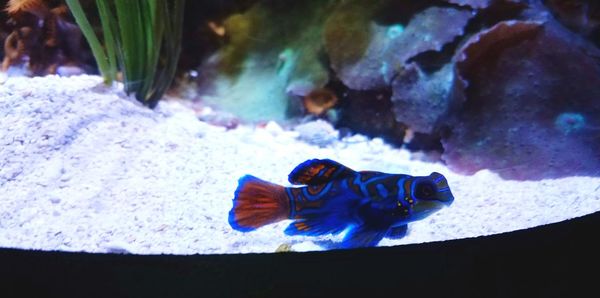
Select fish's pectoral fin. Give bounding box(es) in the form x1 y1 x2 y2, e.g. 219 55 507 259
341 224 388 248
284 215 347 237
385 225 408 239
288 159 356 185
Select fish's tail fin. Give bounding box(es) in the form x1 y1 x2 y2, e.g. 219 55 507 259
428 172 454 203
228 175 290 231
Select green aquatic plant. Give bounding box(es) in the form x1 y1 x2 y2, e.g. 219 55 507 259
65 0 185 108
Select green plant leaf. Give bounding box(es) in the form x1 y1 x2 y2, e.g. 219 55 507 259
67 0 185 107
95 0 117 83
65 0 112 84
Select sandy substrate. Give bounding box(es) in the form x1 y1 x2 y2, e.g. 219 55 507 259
1 75 599 254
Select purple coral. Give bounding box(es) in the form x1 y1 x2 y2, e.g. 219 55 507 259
442 19 600 180
443 0 492 9
390 63 454 134
544 0 600 36
327 6 473 90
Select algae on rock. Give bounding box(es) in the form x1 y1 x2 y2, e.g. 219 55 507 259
198 0 337 122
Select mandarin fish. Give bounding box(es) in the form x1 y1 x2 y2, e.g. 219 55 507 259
228 159 454 248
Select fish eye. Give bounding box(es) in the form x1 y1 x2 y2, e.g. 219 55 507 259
415 182 436 200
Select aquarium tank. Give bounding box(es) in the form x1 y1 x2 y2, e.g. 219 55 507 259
0 0 599 254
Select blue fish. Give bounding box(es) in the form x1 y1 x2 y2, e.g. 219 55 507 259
228 159 454 248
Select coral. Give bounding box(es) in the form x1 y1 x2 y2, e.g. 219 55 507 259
443 0 491 9
177 0 258 72
443 0 529 10
450 20 544 105
176 0 600 181
5 0 49 20
325 4 472 138
467 0 530 32
326 6 473 90
323 0 382 90
387 7 473 64
196 0 334 122
302 88 338 116
2 0 87 76
390 63 454 134
194 1 474 124
442 19 600 180
554 112 587 135
334 84 406 147
543 0 600 36
2 26 41 72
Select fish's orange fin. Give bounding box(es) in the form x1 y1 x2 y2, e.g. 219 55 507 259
228 175 290 231
288 159 356 185
284 217 348 237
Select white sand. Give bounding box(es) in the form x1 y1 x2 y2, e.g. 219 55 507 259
0 75 599 254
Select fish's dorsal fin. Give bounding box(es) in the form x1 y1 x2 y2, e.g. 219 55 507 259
288 159 357 185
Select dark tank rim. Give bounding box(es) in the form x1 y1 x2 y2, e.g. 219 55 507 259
1 211 599 297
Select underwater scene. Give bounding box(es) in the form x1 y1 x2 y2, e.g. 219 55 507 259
0 0 599 254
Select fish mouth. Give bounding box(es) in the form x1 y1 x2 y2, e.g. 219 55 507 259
431 185 454 204
411 200 450 220
413 200 445 212
425 172 454 203
436 194 454 205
